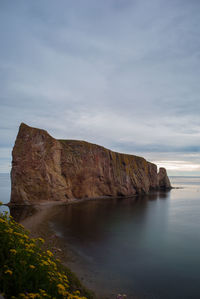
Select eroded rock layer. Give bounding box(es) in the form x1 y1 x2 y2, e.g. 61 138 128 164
10 123 171 204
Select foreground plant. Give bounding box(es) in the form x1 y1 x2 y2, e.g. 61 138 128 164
0 213 93 299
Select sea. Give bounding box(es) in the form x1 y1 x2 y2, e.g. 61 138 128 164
1 173 200 299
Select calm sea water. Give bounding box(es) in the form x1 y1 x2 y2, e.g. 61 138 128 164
0 173 10 214
1 174 200 298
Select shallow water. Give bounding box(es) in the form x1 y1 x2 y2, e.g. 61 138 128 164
1 175 200 298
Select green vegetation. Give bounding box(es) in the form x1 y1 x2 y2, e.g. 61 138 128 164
0 212 94 299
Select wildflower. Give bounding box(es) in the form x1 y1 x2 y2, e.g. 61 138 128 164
29 265 35 269
4 269 13 275
57 284 66 296
27 249 34 254
47 259 56 269
0 218 6 223
18 223 25 229
63 274 68 280
26 293 39 298
38 237 45 244
41 260 49 266
14 231 23 237
46 250 53 257
5 228 13 233
10 249 17 255
39 289 48 297
23 234 29 240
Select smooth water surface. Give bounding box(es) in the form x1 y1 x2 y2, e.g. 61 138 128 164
1 175 200 298
49 177 200 298
0 173 10 214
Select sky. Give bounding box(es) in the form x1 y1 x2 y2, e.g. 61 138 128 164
0 0 200 175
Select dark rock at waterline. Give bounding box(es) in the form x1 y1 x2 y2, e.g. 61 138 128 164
158 167 171 190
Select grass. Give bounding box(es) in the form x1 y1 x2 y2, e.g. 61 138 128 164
0 207 95 299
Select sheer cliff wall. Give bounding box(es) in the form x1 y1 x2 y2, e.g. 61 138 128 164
10 123 171 204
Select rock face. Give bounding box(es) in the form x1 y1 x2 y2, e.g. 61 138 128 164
158 167 171 189
10 123 171 204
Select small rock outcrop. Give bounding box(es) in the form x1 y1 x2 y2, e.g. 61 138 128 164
158 167 171 189
10 123 171 204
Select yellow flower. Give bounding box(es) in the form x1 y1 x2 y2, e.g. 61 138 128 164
46 250 53 257
14 232 23 237
5 269 13 275
47 258 56 269
19 294 40 299
27 249 34 254
10 249 17 255
26 293 39 298
57 283 65 290
63 274 68 280
38 237 45 244
29 265 35 269
57 284 67 296
0 218 6 223
5 228 13 233
39 289 48 297
18 223 24 228
41 260 49 266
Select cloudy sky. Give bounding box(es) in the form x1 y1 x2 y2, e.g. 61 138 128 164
0 0 200 175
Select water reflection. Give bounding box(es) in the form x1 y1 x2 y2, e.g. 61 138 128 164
157 190 170 199
9 205 38 222
50 193 162 245
0 173 11 214
49 183 200 299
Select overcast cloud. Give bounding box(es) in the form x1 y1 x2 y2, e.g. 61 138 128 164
0 0 200 175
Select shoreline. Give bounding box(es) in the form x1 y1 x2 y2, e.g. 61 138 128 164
7 194 136 207
6 189 174 299
7 186 174 208
15 202 119 299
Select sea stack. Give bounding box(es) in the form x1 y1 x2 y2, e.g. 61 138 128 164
10 123 171 204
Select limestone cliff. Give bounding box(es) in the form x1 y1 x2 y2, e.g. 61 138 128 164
10 123 171 204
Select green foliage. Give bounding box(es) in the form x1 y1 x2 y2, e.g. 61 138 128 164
0 213 94 299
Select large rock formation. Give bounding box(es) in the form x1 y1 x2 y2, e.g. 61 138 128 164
10 123 171 204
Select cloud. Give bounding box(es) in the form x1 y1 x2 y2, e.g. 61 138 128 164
0 0 200 174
